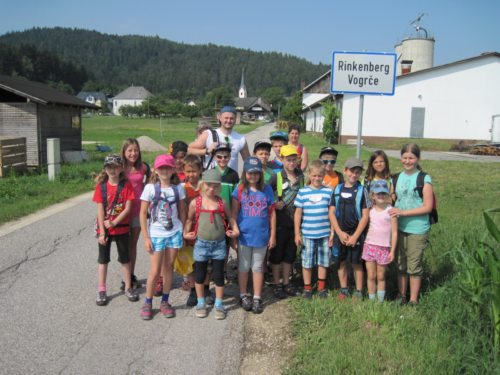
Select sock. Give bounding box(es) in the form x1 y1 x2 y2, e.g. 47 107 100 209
368 294 376 300
318 279 326 291
161 293 169 302
98 284 106 292
340 288 349 295
197 297 205 306
215 298 223 307
377 290 386 302
145 297 153 305
240 293 247 298
304 284 312 291
253 296 261 301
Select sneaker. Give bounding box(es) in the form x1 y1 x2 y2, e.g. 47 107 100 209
273 285 287 299
283 284 301 297
353 290 363 300
264 272 273 286
396 294 408 305
214 305 227 320
96 291 108 306
140 303 152 320
125 288 139 302
132 274 141 289
160 301 175 318
205 287 215 306
302 290 313 299
186 289 197 307
154 276 163 297
337 291 349 301
239 295 253 311
252 299 263 314
195 304 207 318
317 289 328 299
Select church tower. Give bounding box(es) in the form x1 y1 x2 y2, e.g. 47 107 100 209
238 68 247 98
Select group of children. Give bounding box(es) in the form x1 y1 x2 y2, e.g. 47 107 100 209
93 127 434 320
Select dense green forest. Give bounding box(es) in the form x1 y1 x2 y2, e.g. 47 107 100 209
0 27 328 98
0 42 89 94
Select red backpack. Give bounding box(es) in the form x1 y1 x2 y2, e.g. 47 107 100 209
193 195 228 235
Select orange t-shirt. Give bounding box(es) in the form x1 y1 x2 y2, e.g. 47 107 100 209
323 172 341 189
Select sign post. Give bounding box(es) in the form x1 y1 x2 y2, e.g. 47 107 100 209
330 51 397 158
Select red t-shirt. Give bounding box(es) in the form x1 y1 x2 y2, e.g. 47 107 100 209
92 181 135 236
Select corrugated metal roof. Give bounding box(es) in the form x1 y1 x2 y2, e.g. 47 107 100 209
0 75 97 108
113 86 152 100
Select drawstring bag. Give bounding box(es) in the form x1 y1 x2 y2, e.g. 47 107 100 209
174 246 194 276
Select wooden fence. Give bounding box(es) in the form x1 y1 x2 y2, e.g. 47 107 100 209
0 137 27 177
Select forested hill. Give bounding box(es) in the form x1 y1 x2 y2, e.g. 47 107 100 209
0 27 328 97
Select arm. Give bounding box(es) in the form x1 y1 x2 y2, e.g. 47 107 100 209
390 183 433 218
97 203 107 245
268 207 276 249
346 207 369 247
294 207 303 247
300 145 309 172
226 200 239 238
239 142 250 161
183 200 197 240
178 198 187 226
188 131 214 156
140 200 153 253
105 200 131 229
328 206 348 244
388 215 398 262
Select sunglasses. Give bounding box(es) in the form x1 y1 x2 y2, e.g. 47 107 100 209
216 155 229 160
322 159 336 165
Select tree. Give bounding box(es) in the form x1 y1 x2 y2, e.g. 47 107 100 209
321 100 341 144
281 90 303 128
181 104 199 121
262 86 286 114
199 87 234 116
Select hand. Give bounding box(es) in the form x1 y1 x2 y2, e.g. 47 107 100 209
389 208 402 218
339 231 349 244
144 238 153 253
294 235 302 247
226 228 239 238
345 235 358 247
387 252 395 263
328 237 334 247
98 235 107 245
275 201 285 210
184 231 196 240
268 237 276 249
104 219 113 229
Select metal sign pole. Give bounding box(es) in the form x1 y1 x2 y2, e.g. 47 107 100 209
356 95 364 159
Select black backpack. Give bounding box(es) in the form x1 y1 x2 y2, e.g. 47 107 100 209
392 171 438 225
202 129 219 171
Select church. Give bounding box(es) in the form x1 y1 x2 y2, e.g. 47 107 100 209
234 69 272 123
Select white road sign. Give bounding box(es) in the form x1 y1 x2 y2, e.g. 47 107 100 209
330 51 397 95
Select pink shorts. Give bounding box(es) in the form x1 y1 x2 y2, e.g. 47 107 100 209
362 243 391 265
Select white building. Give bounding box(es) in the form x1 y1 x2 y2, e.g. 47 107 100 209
340 52 500 144
112 86 152 115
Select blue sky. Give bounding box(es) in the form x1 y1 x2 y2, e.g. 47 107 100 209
1 0 498 66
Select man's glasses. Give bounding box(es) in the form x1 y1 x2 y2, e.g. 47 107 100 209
216 155 229 160
322 159 336 165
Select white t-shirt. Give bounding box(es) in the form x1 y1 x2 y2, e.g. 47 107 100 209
204 128 246 171
140 183 185 238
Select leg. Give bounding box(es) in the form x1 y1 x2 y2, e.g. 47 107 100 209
317 266 328 288
129 226 141 277
302 268 312 288
337 261 348 288
409 276 422 302
162 248 178 294
365 261 377 296
194 261 209 298
145 251 163 299
238 244 252 296
376 264 388 302
98 263 108 288
352 263 364 292
406 233 428 303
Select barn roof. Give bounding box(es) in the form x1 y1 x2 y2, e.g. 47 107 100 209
0 75 97 108
113 86 152 100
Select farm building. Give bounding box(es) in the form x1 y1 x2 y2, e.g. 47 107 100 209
112 85 152 115
234 70 272 122
0 75 96 167
302 70 337 133
340 52 500 144
77 91 111 111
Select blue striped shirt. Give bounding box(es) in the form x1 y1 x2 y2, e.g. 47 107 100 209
294 186 333 239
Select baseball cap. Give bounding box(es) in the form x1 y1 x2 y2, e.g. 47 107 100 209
219 106 237 115
154 154 176 169
280 144 298 157
104 154 122 167
253 141 272 153
319 146 339 158
370 180 390 194
243 157 263 173
214 143 232 154
202 168 222 183
344 157 364 170
270 131 288 142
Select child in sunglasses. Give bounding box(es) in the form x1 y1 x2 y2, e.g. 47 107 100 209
319 146 344 189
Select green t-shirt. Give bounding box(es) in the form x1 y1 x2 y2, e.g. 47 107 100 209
217 166 239 208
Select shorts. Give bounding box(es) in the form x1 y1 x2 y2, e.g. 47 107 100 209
362 242 391 265
396 231 428 276
98 233 130 264
130 216 140 229
302 237 330 268
333 233 364 265
194 238 227 262
238 244 267 273
151 231 183 251
269 227 297 265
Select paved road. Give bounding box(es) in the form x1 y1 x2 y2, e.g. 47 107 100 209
0 123 276 375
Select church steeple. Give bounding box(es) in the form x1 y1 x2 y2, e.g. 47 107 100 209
238 68 247 98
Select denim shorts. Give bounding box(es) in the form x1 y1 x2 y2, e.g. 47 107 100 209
194 238 227 262
302 237 330 268
151 231 183 251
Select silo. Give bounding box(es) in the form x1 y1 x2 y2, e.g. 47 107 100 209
399 37 435 73
394 42 403 75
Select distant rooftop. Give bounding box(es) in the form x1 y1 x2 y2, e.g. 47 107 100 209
113 86 152 100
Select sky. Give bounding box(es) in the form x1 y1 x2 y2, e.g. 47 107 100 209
0 0 498 67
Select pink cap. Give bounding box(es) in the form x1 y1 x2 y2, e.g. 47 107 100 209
154 154 175 169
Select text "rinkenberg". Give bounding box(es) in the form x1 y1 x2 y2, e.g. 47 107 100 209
337 60 390 87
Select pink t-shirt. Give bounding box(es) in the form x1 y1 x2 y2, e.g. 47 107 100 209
365 205 392 247
126 164 147 218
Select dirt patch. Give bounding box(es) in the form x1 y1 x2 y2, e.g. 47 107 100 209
239 291 295 374
137 135 167 153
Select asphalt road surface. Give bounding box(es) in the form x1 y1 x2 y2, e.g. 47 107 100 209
0 122 277 375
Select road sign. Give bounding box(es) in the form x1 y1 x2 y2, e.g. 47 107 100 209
330 51 397 95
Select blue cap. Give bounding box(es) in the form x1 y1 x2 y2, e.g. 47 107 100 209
243 157 263 173
219 106 236 114
370 180 390 194
270 131 288 142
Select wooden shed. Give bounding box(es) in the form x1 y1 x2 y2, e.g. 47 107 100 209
0 75 97 167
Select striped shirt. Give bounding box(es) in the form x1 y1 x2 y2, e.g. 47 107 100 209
294 186 333 239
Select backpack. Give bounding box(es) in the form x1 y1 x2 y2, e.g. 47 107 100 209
333 182 364 220
392 171 438 225
93 180 126 237
202 129 219 171
276 171 304 200
192 195 228 235
148 183 181 229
